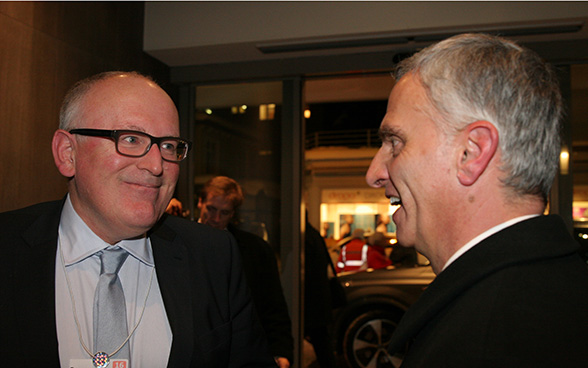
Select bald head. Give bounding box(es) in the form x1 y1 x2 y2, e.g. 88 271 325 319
59 71 174 131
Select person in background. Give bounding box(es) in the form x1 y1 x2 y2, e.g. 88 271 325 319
198 176 294 368
376 213 391 233
304 215 338 368
388 242 418 268
339 214 355 239
365 232 393 270
0 71 276 367
320 222 331 238
165 197 185 217
366 33 588 366
335 228 366 273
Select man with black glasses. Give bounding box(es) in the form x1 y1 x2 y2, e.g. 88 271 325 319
0 71 276 367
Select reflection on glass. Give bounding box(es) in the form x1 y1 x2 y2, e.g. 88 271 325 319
194 82 283 251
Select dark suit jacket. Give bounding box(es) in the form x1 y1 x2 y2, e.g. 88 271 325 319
388 215 588 367
227 224 294 363
303 221 332 330
0 200 276 367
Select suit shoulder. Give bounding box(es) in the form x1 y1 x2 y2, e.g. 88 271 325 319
0 200 62 217
157 215 232 240
0 200 62 230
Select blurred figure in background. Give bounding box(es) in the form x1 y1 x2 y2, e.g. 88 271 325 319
165 197 186 217
336 228 366 273
365 232 393 270
304 215 338 368
198 176 294 368
339 214 355 239
376 213 392 233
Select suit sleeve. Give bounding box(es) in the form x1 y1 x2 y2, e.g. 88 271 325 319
243 235 294 362
224 232 278 368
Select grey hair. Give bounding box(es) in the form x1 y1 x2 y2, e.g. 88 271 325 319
59 71 155 131
396 33 562 203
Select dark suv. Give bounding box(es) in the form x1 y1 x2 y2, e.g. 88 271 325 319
333 253 435 368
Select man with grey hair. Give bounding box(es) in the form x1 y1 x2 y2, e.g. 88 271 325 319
367 33 588 366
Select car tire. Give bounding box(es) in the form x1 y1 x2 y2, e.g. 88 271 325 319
342 309 404 368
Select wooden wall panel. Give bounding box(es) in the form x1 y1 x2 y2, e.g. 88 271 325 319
0 2 170 212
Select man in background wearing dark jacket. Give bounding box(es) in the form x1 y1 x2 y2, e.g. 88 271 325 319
198 176 294 368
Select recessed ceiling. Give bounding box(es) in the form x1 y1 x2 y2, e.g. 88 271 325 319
144 2 588 67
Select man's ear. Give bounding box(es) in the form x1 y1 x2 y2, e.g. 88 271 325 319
52 129 76 178
456 121 499 186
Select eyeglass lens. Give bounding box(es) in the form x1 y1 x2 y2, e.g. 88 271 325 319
117 131 188 162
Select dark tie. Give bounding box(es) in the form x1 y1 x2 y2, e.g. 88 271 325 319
93 246 131 363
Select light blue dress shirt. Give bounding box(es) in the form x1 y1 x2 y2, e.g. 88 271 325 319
55 196 172 367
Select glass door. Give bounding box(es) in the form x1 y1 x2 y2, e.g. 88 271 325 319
192 81 283 249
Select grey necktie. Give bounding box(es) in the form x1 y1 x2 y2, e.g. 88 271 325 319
93 246 131 363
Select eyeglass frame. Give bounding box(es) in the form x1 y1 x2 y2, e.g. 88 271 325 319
69 128 193 162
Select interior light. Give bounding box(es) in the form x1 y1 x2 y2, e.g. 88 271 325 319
304 109 311 119
205 108 212 115
259 105 268 121
560 146 569 175
355 205 373 214
239 105 248 114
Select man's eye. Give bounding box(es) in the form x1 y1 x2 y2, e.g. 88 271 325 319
121 135 142 145
390 137 403 156
161 142 176 152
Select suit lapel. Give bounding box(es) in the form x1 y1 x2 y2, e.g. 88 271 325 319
150 219 194 367
387 215 578 354
17 201 63 362
11 202 198 366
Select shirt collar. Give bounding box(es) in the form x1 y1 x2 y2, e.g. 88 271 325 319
59 195 154 267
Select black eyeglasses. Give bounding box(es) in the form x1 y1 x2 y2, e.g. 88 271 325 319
69 129 192 162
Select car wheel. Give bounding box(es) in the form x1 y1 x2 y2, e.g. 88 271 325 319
343 309 403 368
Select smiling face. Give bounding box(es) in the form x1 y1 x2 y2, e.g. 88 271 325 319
58 75 180 244
366 74 459 261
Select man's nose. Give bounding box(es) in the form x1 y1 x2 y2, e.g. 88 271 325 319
137 144 164 175
366 147 388 188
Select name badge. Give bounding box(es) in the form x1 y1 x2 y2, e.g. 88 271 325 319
69 359 129 368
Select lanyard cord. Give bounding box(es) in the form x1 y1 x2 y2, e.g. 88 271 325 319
58 239 155 359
